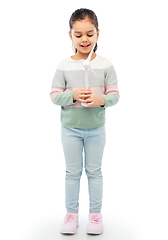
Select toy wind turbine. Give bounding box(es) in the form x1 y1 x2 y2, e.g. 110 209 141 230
72 43 97 107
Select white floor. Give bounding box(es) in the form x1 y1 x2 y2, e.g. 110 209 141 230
27 216 136 240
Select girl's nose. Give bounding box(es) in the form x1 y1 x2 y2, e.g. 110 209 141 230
82 35 88 42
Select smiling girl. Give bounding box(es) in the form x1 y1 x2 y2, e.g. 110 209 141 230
50 8 119 235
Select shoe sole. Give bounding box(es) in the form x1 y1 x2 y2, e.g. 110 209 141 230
87 231 103 235
61 224 78 235
61 231 76 235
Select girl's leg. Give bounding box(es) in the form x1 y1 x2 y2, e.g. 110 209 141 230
84 126 106 213
61 127 84 213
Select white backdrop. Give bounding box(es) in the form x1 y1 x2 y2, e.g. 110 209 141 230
0 0 168 239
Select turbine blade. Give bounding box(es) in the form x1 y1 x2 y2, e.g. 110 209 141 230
87 44 95 62
88 66 97 76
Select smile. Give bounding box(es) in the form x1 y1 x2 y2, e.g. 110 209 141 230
81 44 91 48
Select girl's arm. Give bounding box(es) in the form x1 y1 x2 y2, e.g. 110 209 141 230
101 85 119 108
50 88 76 106
101 64 120 108
50 61 76 107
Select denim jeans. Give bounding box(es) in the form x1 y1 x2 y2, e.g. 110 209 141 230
61 126 106 213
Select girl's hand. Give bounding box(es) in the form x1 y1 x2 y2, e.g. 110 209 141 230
86 92 105 107
73 88 92 102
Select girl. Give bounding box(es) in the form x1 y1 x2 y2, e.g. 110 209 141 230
50 8 119 235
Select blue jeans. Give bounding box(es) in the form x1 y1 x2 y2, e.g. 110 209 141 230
61 126 106 213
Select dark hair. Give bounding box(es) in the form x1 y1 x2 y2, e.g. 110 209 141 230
69 8 99 53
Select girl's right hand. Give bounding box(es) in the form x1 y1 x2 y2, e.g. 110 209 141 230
73 88 92 102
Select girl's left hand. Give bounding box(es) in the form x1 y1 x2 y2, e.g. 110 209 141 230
86 92 105 107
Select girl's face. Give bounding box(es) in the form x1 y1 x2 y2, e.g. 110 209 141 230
69 18 99 58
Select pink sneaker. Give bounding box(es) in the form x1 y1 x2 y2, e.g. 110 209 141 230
87 212 103 235
61 212 78 234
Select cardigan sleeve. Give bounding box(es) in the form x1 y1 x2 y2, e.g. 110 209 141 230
50 62 76 107
101 64 120 108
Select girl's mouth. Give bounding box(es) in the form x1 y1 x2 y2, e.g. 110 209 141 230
81 44 91 49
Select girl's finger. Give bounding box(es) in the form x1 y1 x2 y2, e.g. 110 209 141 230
78 98 88 103
87 102 93 106
85 98 92 102
80 90 92 94
79 94 91 98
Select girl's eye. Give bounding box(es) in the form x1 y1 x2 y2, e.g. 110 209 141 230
75 34 94 38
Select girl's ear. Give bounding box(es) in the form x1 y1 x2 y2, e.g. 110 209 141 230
69 31 73 42
96 29 100 41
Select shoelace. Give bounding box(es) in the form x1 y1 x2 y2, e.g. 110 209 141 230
91 215 99 224
65 214 74 223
